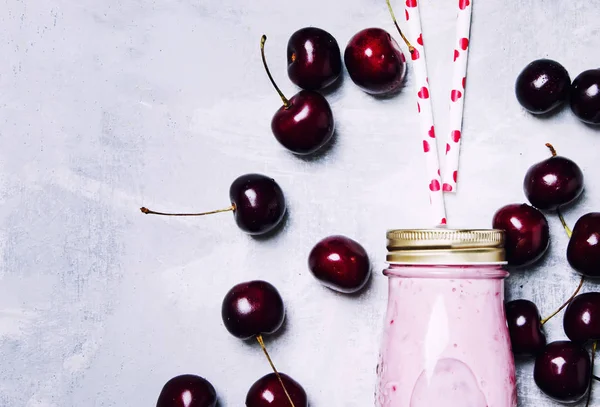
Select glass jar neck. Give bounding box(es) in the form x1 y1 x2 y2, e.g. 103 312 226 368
384 264 508 279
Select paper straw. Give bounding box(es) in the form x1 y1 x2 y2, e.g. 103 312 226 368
441 0 473 192
396 0 447 226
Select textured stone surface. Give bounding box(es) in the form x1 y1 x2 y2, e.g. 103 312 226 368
1 0 599 405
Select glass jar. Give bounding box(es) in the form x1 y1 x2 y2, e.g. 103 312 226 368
376 229 517 407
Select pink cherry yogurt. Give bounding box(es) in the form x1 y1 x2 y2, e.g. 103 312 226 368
376 229 517 407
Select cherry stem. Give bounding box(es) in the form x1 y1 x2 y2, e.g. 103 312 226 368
386 0 415 53
585 341 597 407
139 205 235 217
545 142 557 157
256 334 296 407
541 275 584 325
260 35 291 109
557 207 573 238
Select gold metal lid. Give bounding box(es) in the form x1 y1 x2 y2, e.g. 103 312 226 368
386 229 506 264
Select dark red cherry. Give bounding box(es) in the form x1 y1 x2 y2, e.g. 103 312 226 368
229 174 286 235
567 213 600 279
505 300 546 356
140 173 286 236
515 59 570 114
287 27 342 91
344 28 406 95
271 90 335 155
492 203 549 267
246 373 308 407
533 341 591 403
570 69 600 124
564 292 600 343
523 144 584 210
156 375 217 407
308 235 370 293
221 280 285 340
261 35 334 155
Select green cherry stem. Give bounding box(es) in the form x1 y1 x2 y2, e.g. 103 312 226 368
256 334 296 407
260 35 291 109
385 0 415 53
540 208 584 325
140 205 235 217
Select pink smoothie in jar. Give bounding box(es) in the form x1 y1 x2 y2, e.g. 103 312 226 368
376 229 517 407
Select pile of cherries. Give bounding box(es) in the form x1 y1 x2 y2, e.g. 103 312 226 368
143 22 600 407
144 23 400 407
490 60 600 405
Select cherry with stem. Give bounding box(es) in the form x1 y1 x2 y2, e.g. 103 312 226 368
261 35 335 155
139 173 286 235
221 280 297 407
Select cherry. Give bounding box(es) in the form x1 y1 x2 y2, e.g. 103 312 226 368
492 203 549 267
344 28 406 95
246 373 308 407
515 59 570 114
505 300 546 356
287 27 341 91
570 69 600 124
221 280 284 340
140 173 286 236
156 375 217 407
222 281 298 407
523 143 584 210
533 341 591 403
261 35 334 155
308 235 370 293
564 292 600 343
567 213 600 278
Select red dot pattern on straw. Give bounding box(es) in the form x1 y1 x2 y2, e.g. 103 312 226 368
405 9 409 21
423 140 430 152
450 90 462 102
450 130 461 142
417 102 421 112
429 179 441 192
443 183 453 192
411 48 420 60
417 34 423 45
417 87 429 99
462 77 466 89
406 0 417 7
453 49 459 61
459 37 469 50
459 0 470 10
441 218 447 225
446 143 451 154
453 171 458 183
428 126 436 138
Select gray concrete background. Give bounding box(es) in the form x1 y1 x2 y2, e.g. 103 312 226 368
1 0 599 405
